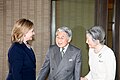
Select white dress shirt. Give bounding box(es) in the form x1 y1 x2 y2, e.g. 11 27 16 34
60 44 69 57
85 45 116 80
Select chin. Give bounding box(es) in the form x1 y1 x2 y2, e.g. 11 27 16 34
88 45 92 48
57 45 62 48
58 46 62 48
29 38 33 40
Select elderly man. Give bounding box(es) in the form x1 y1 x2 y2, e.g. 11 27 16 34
37 26 82 80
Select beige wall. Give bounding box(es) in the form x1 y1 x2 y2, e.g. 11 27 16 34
0 0 51 79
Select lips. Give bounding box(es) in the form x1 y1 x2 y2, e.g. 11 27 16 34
58 42 62 45
56 43 63 47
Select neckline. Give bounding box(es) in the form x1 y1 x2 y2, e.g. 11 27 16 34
94 45 104 54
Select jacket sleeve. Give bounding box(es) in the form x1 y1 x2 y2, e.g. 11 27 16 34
8 46 24 80
85 71 92 80
74 49 81 80
37 48 50 80
105 50 116 80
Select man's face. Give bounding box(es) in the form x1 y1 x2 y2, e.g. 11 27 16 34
56 31 70 48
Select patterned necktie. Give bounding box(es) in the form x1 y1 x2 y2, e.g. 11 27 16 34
61 48 64 57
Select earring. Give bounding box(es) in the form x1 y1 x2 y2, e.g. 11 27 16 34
18 38 21 41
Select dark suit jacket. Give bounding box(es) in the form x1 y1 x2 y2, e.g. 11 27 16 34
6 42 36 80
37 44 81 80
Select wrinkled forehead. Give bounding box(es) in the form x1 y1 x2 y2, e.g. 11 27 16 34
57 29 71 37
56 31 68 36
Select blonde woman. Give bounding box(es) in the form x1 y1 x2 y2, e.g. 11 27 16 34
6 18 36 80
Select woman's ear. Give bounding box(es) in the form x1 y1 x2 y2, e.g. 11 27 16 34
95 40 100 45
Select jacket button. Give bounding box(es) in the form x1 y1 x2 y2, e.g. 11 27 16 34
52 68 54 70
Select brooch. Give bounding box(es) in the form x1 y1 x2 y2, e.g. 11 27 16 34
98 53 102 58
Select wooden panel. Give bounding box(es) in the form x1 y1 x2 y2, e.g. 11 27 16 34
95 0 108 43
114 0 120 79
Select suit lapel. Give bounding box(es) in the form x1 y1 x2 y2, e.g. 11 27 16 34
55 45 73 75
21 43 36 63
54 46 62 67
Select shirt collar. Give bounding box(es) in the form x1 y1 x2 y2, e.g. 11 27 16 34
60 44 69 53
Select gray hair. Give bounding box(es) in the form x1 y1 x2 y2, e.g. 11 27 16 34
86 26 105 44
56 26 72 40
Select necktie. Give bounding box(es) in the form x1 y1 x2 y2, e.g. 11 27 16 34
61 48 64 57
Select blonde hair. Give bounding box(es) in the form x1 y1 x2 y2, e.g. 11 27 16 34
11 18 34 44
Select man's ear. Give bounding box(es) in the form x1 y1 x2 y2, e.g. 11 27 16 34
68 38 71 42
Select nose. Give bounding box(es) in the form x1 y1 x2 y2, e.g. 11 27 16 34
56 37 63 43
58 38 62 42
33 32 35 35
